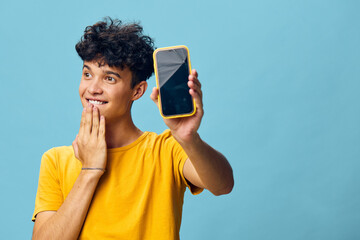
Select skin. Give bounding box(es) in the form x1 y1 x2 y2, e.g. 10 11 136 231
32 61 234 239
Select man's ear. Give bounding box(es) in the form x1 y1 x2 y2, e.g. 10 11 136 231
132 81 148 101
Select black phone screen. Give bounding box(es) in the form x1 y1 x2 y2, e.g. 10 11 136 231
155 47 194 117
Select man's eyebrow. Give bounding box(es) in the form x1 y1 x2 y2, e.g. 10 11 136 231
82 65 122 78
83 64 91 70
105 70 121 79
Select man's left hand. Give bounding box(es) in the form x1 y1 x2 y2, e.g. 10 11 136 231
150 69 204 144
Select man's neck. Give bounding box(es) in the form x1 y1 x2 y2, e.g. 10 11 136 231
105 115 143 149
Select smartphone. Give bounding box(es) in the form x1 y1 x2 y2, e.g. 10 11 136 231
153 45 196 119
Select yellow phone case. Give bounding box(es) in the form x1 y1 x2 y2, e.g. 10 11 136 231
153 45 196 119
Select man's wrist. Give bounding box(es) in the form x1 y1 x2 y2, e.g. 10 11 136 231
81 167 106 172
79 168 104 179
173 131 202 150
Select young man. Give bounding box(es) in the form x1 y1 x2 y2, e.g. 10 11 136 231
32 18 234 240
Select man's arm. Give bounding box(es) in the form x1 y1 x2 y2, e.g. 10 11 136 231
181 139 233 196
150 69 234 196
32 105 107 239
32 171 102 239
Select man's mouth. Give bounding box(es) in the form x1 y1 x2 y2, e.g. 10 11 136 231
86 99 108 105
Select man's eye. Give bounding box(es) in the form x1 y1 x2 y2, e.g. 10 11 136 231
106 76 115 82
84 72 92 78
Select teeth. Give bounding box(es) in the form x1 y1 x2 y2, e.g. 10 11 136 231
88 100 106 105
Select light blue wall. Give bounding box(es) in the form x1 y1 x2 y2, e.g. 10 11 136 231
0 0 359 239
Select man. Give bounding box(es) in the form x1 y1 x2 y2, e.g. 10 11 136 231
32 18 234 240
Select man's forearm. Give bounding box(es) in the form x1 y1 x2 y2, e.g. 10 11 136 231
177 133 234 196
32 171 102 240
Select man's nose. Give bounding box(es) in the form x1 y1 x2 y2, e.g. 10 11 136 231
88 79 103 94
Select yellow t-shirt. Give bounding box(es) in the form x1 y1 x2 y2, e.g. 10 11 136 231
32 130 202 240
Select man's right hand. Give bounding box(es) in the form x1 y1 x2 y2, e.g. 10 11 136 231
33 105 107 239
72 104 107 173
33 105 107 240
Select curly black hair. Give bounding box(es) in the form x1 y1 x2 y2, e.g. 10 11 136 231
75 17 155 88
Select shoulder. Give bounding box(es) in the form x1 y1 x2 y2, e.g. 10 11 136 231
42 146 74 159
41 146 76 168
144 130 186 161
143 129 171 139
144 130 178 148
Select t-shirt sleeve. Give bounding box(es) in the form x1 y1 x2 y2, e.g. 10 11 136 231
163 130 203 195
32 148 63 221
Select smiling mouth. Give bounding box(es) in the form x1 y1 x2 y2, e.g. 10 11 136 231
86 99 108 105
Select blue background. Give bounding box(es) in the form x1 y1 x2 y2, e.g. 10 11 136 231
1 0 359 239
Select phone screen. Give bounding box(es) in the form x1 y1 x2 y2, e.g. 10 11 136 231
155 47 194 118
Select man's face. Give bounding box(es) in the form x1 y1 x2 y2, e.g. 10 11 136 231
79 61 136 123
